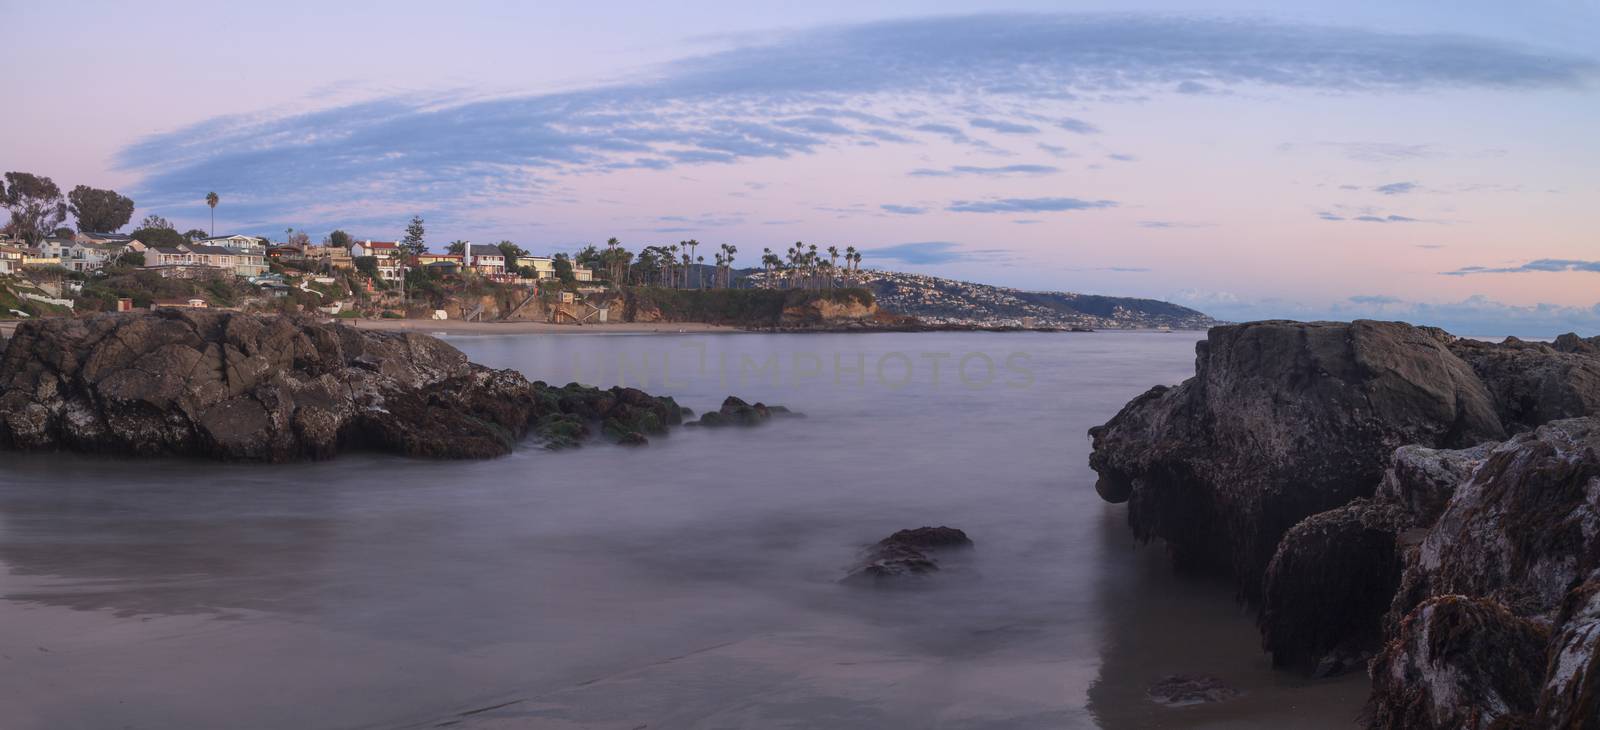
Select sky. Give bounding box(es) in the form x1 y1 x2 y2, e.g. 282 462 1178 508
5 0 1599 335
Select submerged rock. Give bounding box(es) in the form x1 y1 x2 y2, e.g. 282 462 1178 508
0 311 686 461
843 526 972 585
1146 675 1240 707
687 396 801 427
1088 320 1504 595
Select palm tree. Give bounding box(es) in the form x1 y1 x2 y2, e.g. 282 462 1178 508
826 246 839 288
685 239 700 288
205 192 219 236
845 246 859 285
721 244 737 288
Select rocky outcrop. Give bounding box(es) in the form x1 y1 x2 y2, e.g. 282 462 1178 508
1369 418 1600 727
1449 336 1600 434
780 296 877 327
1090 319 1600 702
0 311 685 461
842 526 973 585
1088 320 1505 594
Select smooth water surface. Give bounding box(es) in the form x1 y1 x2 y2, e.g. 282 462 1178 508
0 331 1366 729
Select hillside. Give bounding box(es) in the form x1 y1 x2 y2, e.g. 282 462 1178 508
850 270 1217 329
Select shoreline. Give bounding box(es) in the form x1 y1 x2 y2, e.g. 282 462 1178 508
0 316 1211 339
340 318 745 336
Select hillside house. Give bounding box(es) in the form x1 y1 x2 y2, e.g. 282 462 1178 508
467 244 506 275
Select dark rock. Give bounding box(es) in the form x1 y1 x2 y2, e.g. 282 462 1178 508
1370 418 1600 728
1392 418 1600 622
1146 675 1240 707
1259 499 1412 675
1536 580 1600 728
0 311 692 461
879 526 974 551
1088 320 1504 596
1368 595 1549 730
843 526 972 585
687 395 800 427
1448 336 1600 434
1553 333 1600 355
1374 442 1496 526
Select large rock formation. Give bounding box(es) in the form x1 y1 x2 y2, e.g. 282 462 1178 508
1089 320 1505 592
1090 319 1600 696
0 311 684 461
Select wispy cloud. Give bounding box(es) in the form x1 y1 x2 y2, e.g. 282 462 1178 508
1353 214 1419 223
1037 143 1072 158
880 204 928 215
1172 290 1600 337
1375 181 1419 195
1442 259 1600 276
1106 153 1138 162
863 241 1009 264
1280 141 1439 162
117 13 1598 226
907 164 1059 177
970 117 1040 134
946 197 1117 213
1056 117 1101 134
1139 220 1212 229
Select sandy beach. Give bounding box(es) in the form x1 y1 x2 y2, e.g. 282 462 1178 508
342 318 744 336
0 318 742 339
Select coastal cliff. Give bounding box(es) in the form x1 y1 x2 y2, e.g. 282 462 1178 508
0 310 686 461
1088 321 1600 723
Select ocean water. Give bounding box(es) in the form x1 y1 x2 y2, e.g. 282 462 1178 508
0 331 1366 729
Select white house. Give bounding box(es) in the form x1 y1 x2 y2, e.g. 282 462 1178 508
197 234 268 252
350 241 403 281
467 244 506 275
0 244 25 275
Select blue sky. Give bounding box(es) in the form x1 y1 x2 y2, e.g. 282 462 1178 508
5 0 1599 335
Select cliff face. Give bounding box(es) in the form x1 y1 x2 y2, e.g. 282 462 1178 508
0 311 683 461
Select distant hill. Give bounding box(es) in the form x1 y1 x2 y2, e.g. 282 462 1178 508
738 269 1217 330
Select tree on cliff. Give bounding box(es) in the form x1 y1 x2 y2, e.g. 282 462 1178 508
327 229 353 249
446 239 468 255
2 172 68 246
131 214 187 248
67 185 135 233
184 229 209 242
552 253 576 285
400 216 426 256
497 240 528 263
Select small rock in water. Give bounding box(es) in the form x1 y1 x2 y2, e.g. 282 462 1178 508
1146 675 1240 707
686 396 803 427
842 526 972 586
